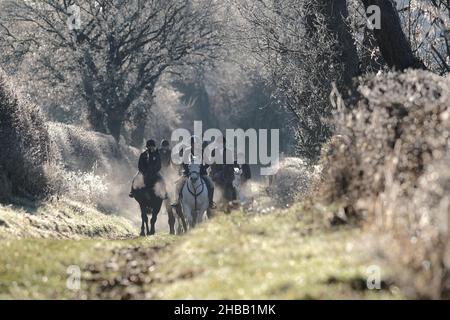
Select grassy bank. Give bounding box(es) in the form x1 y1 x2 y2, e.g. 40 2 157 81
94 206 401 299
0 202 403 299
0 199 136 240
0 236 176 299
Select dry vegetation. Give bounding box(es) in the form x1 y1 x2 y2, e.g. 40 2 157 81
267 157 320 207
0 199 135 240
316 70 450 298
0 71 53 201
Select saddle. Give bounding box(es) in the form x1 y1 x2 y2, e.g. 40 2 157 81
132 171 160 192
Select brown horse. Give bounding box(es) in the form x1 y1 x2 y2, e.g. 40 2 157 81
131 172 164 236
132 171 187 236
212 164 237 212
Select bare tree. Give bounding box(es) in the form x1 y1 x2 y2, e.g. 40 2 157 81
323 0 359 86
398 0 450 74
232 0 358 158
1 0 221 145
360 0 425 70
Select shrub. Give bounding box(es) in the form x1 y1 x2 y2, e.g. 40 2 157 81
319 70 450 208
48 122 139 175
0 71 53 201
267 157 317 207
317 70 450 298
47 123 140 215
375 152 450 298
52 165 109 206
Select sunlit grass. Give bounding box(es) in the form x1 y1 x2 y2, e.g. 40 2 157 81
0 236 176 299
144 208 401 299
0 203 403 299
0 199 136 239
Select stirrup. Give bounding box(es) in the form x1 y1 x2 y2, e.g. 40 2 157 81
209 202 217 209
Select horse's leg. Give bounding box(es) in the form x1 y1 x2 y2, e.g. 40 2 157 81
167 202 175 235
177 219 183 235
206 208 214 219
197 209 204 224
139 202 147 237
175 204 187 234
149 207 157 235
144 205 151 235
149 200 162 235
182 203 193 230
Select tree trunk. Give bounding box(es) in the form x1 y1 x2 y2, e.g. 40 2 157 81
324 0 360 86
106 107 126 143
130 109 147 148
81 59 107 133
360 0 424 70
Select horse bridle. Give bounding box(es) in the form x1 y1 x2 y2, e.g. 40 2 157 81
187 169 204 211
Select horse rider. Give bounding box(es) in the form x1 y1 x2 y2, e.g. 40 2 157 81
171 135 216 209
210 136 235 185
129 139 167 199
235 152 252 183
159 139 172 169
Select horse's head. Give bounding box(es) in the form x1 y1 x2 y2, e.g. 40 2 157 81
232 167 242 189
188 163 201 183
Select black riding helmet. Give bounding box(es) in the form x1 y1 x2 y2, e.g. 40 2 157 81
160 139 170 148
146 139 156 148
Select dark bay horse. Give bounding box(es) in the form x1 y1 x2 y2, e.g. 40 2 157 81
132 172 164 236
212 164 237 212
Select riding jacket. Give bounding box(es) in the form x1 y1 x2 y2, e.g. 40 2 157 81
138 149 161 182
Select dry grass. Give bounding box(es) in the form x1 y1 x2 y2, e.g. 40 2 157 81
0 198 136 240
267 157 319 207
0 205 402 299
316 70 450 298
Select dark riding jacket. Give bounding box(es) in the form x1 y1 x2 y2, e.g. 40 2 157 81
138 149 161 182
210 147 234 183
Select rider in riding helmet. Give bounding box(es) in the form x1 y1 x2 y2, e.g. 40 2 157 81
129 139 167 199
210 136 235 184
234 152 252 182
171 135 216 209
159 139 171 168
